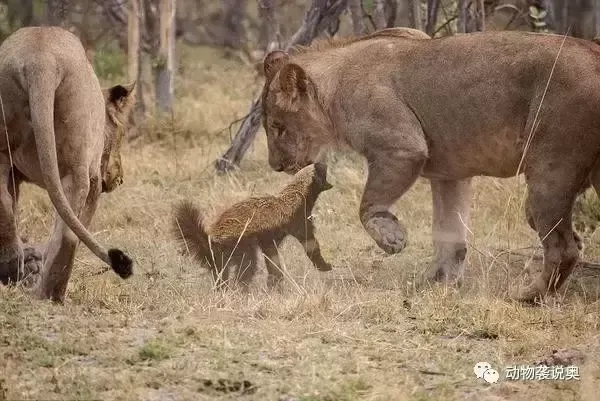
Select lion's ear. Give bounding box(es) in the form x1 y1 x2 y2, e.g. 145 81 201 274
263 50 289 81
105 82 136 107
104 82 137 126
275 63 308 112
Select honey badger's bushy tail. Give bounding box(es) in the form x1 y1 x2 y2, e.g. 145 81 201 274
172 200 213 266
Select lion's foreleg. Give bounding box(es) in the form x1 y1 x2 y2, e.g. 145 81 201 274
425 178 472 284
36 173 92 302
359 151 425 254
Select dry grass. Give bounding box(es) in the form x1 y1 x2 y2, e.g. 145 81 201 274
1 44 600 401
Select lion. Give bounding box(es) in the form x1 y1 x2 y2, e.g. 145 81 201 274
0 26 136 302
173 163 333 290
259 27 600 303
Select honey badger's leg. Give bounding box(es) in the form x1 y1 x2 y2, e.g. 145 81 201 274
261 241 284 290
424 178 471 284
235 244 259 292
209 247 231 290
294 220 332 271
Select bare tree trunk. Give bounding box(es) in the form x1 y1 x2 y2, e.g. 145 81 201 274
349 0 367 34
214 0 349 173
409 0 423 30
458 0 468 33
374 0 388 29
425 0 440 36
539 0 556 32
46 0 69 26
223 0 247 49
561 0 569 33
395 0 412 28
259 0 282 53
595 0 600 37
7 0 34 27
128 0 140 88
155 0 176 114
128 0 145 136
288 0 348 46
385 0 398 27
475 0 485 31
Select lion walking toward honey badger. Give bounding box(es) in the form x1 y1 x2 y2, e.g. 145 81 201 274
0 26 136 302
173 163 333 291
259 27 600 303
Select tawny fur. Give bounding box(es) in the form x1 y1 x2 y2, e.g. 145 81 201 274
0 26 136 302
260 28 600 303
173 163 333 290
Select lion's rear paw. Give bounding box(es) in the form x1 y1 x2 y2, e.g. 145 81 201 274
511 275 549 305
23 246 43 273
364 212 407 254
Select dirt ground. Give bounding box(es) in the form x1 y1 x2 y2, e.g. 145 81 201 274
1 45 599 401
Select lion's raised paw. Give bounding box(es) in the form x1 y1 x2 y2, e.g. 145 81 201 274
364 212 407 254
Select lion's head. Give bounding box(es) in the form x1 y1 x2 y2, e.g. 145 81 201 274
261 51 332 175
102 82 136 192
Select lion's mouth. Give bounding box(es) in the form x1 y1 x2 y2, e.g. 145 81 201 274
101 176 123 193
284 159 314 175
283 166 300 175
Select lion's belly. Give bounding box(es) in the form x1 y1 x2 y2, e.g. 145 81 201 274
421 131 523 180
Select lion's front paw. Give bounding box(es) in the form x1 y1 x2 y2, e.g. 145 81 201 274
364 212 407 254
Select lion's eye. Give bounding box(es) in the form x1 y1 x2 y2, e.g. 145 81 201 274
271 123 285 138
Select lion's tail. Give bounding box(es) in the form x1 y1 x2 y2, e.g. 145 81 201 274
24 53 132 281
173 200 214 267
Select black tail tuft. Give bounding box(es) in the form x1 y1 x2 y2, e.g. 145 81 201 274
108 248 133 279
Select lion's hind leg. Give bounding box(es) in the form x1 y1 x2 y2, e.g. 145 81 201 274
36 173 97 302
0 160 24 285
515 173 582 303
424 178 472 285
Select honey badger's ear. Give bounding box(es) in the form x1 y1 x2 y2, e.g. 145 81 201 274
275 63 309 112
314 162 328 177
263 50 289 81
314 162 333 190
